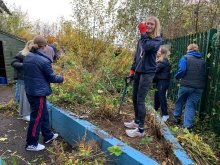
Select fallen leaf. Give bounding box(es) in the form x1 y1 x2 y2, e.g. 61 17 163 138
0 137 8 142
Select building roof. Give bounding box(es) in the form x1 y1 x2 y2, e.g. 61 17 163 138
0 0 11 15
0 30 26 43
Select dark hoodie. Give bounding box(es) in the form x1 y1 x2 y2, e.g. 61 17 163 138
131 33 162 74
155 58 171 80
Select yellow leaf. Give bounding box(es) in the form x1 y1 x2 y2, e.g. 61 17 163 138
206 53 211 58
0 137 8 142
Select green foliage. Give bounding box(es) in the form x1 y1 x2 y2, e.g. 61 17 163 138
171 127 219 165
140 136 153 145
47 140 107 164
107 145 122 156
117 0 220 40
0 5 33 40
11 156 16 165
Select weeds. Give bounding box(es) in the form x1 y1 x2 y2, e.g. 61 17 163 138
171 127 219 165
47 137 108 165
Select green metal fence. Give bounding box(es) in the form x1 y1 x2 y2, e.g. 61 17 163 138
164 28 220 134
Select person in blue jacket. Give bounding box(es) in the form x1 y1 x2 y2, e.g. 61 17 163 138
124 16 162 138
24 35 64 151
173 43 206 132
154 45 171 122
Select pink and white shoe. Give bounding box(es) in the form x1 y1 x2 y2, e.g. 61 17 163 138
124 120 138 129
125 128 144 138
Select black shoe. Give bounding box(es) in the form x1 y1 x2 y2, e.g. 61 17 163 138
173 116 181 124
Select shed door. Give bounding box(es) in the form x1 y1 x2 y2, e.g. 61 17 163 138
0 41 6 77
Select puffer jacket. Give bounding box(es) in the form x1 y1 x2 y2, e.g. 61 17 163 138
11 52 25 80
23 49 63 96
154 58 171 80
131 33 162 74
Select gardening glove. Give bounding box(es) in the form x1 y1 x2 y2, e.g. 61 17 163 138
126 70 135 84
138 22 147 34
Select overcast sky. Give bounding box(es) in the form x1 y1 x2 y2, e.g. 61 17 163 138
4 0 73 23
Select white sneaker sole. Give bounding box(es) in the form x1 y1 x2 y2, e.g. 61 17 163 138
45 134 58 144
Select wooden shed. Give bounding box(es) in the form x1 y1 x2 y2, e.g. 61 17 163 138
0 31 25 84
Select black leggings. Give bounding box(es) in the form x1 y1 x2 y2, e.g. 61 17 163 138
132 73 154 128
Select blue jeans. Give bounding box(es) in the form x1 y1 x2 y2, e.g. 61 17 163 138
132 73 154 129
154 80 169 116
173 86 203 128
14 80 21 103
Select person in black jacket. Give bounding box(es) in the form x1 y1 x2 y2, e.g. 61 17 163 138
24 35 64 151
124 16 162 138
11 40 33 121
154 45 171 122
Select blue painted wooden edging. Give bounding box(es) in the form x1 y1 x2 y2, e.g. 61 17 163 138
47 102 159 165
155 115 194 165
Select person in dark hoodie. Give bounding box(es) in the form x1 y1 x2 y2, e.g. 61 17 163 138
24 35 64 151
124 16 162 138
154 45 171 122
173 43 206 132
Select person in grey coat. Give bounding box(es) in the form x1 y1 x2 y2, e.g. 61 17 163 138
11 40 34 121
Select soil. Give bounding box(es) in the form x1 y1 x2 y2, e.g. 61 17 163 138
89 104 173 164
0 85 53 165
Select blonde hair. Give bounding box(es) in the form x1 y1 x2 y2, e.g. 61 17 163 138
21 40 33 56
187 43 199 51
147 16 161 38
157 45 170 62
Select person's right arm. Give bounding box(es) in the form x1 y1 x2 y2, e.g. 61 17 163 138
130 40 141 72
175 57 187 80
42 61 64 83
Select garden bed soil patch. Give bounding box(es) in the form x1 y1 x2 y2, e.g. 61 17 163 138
88 104 174 164
53 98 177 164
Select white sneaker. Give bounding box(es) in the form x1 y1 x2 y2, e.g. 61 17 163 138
22 115 30 122
45 133 58 144
26 143 45 151
162 115 169 122
125 128 144 138
124 120 139 129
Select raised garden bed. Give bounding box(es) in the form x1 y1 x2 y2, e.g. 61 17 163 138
47 102 194 165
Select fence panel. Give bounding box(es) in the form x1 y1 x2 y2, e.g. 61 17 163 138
164 28 220 134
